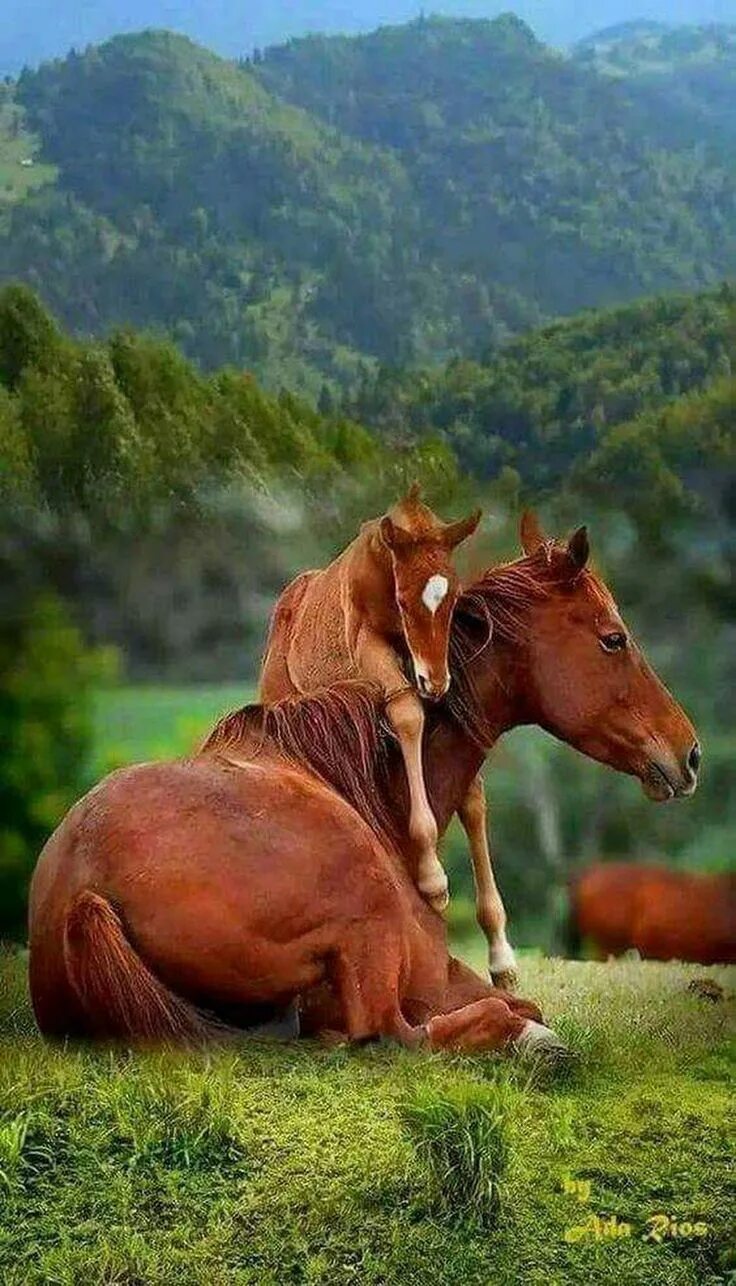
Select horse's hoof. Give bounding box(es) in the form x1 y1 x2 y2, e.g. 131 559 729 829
491 968 519 993
513 1019 572 1065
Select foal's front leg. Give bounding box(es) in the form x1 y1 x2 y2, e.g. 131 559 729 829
458 774 518 990
387 688 448 911
354 627 448 911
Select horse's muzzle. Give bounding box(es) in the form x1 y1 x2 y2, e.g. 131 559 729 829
642 740 701 801
416 672 450 701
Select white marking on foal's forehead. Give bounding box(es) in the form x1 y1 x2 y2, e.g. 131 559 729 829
421 574 449 614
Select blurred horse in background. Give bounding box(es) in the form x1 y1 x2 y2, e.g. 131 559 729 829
568 863 736 964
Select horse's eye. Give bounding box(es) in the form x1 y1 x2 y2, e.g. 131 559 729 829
600 631 627 654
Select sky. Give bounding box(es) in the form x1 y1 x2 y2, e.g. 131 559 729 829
3 0 736 75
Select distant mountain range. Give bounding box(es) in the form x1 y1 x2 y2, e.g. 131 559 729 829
1 16 735 394
573 20 736 143
3 2 735 75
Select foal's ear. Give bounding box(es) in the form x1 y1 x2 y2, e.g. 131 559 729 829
520 509 546 555
567 525 590 571
380 515 414 551
442 508 482 549
404 480 423 504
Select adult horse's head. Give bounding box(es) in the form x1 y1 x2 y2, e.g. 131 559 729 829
455 512 700 801
380 484 481 701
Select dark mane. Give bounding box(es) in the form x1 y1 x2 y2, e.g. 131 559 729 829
449 543 586 746
200 548 580 831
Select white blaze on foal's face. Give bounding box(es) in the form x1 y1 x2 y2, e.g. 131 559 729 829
421 574 449 615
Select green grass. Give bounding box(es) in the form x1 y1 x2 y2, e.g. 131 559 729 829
1 951 733 1285
92 684 251 775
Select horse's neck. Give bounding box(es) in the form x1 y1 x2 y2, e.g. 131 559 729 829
423 721 486 833
421 644 525 832
341 522 397 632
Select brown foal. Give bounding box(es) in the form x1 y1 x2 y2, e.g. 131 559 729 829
260 484 481 914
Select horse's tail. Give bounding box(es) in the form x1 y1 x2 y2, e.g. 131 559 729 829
63 891 213 1046
562 872 583 960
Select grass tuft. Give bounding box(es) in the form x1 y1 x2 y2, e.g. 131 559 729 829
400 1082 511 1227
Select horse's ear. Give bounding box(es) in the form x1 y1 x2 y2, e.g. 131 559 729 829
520 509 545 555
567 525 590 571
380 515 413 551
442 508 482 549
405 480 423 504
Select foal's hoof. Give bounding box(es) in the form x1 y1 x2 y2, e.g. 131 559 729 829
513 1020 573 1066
491 968 519 993
418 869 449 914
427 887 450 914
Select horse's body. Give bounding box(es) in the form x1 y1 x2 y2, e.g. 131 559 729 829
260 487 480 917
29 699 542 1052
570 863 736 964
29 525 699 1052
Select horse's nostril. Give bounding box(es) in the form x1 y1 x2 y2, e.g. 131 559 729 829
687 742 702 775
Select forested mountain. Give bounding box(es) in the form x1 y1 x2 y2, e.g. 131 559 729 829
350 283 736 490
574 22 736 144
1 19 736 393
0 283 422 517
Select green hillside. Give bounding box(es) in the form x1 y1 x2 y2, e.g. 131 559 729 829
573 22 736 145
0 87 57 205
256 16 736 319
350 284 736 488
1 19 736 392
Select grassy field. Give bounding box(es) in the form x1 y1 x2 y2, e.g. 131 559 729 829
92 684 251 775
0 97 57 204
1 950 733 1286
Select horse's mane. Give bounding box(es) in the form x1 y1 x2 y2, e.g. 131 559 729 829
201 544 582 841
449 541 586 746
200 682 399 845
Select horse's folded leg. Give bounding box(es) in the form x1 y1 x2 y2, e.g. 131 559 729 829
425 996 526 1053
490 991 544 1024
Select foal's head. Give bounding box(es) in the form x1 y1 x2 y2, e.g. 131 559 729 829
380 487 481 700
461 512 700 801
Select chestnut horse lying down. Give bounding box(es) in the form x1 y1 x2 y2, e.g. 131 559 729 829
29 520 699 1054
569 863 735 964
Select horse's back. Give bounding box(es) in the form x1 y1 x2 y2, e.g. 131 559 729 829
263 560 358 697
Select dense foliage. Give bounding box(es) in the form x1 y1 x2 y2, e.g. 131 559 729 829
1 19 736 392
0 284 400 515
0 590 113 937
574 21 736 145
351 284 736 489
